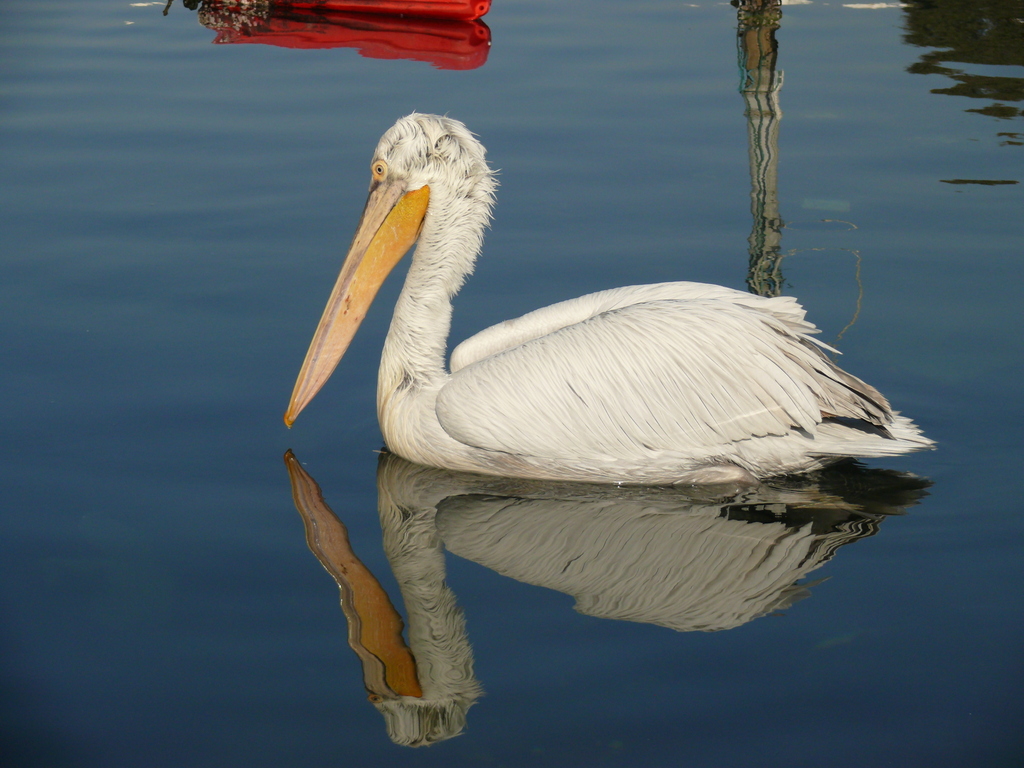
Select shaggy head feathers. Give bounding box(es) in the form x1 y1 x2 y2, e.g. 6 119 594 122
373 113 497 214
371 114 498 302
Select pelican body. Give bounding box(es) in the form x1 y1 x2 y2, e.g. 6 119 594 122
285 114 932 484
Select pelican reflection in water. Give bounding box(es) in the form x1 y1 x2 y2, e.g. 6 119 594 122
285 113 932 485
284 450 929 746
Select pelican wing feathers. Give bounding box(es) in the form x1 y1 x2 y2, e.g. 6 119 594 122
437 286 892 463
450 281 813 372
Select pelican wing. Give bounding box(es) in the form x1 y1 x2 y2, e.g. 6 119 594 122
450 281 812 372
437 295 892 461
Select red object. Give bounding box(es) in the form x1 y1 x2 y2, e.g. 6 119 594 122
203 6 491 70
280 0 490 21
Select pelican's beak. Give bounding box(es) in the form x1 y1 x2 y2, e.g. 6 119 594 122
285 181 430 427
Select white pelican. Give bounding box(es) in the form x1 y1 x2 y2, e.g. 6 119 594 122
285 113 932 484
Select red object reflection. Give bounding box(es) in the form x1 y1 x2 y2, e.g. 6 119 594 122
201 5 491 70
280 0 490 21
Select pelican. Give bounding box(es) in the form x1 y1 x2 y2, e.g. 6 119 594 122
285 113 932 484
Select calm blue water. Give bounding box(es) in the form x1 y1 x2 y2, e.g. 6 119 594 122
2 0 1022 765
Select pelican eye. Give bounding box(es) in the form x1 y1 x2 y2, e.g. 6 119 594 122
371 161 388 180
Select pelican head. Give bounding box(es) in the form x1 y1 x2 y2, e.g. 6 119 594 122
285 114 496 426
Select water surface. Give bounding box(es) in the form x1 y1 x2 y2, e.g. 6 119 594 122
2 0 1022 765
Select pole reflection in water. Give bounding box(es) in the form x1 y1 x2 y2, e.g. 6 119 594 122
286 451 930 745
736 0 785 298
